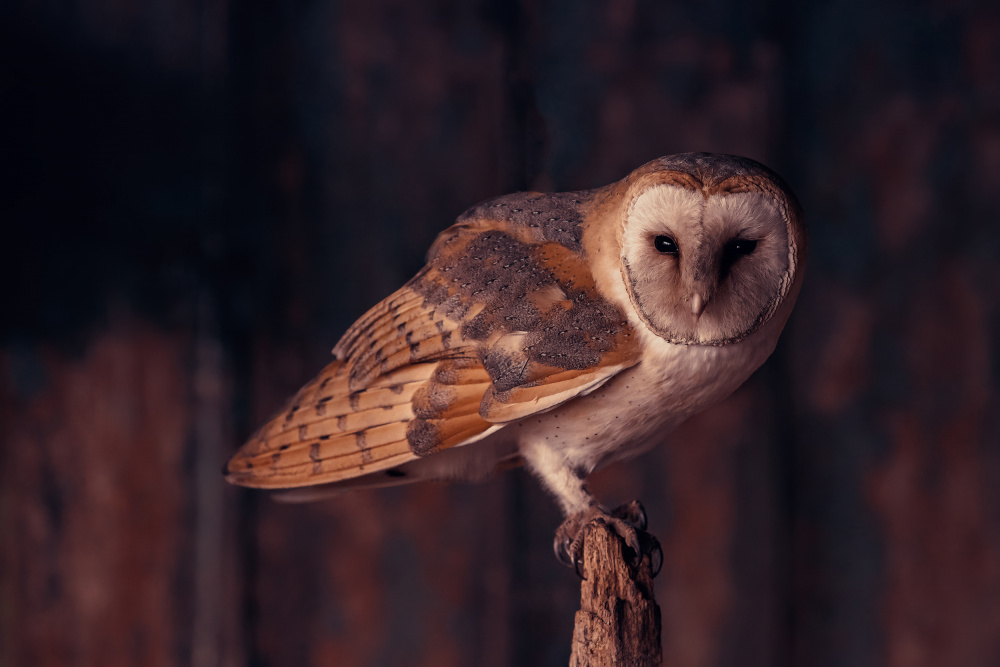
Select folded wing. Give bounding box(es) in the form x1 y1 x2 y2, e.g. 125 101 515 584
226 194 640 489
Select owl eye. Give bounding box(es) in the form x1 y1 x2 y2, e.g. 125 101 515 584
719 238 758 281
724 238 757 257
653 235 678 254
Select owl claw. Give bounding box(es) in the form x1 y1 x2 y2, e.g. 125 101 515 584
647 533 663 577
611 499 647 531
553 501 660 578
553 532 576 568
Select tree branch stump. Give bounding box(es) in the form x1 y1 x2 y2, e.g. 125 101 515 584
569 520 662 666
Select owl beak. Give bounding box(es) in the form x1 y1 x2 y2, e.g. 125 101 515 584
690 292 708 318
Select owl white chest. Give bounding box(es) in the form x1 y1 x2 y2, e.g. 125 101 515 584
513 322 779 474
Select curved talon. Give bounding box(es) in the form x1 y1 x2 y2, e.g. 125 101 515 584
553 500 659 576
574 549 586 579
553 533 575 568
641 531 663 577
651 542 663 577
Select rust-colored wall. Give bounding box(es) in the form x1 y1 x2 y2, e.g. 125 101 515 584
2 1 999 666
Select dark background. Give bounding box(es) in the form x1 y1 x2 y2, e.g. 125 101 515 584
3 0 999 665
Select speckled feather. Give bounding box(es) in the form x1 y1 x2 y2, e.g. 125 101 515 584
225 191 641 489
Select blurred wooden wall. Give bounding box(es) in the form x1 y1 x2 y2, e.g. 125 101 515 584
2 1 999 666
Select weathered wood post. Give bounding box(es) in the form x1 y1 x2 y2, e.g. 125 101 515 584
569 521 662 666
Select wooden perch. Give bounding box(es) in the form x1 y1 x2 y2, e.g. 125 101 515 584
569 520 662 667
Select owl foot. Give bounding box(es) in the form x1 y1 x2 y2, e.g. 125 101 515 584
553 501 662 578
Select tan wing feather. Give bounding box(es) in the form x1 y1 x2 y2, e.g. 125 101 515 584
334 287 425 356
480 362 634 423
227 190 641 491
225 356 497 489
226 362 426 488
334 289 426 362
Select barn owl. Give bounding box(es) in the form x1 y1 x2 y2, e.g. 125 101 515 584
225 153 806 568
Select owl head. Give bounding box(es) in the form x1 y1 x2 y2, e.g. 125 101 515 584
614 153 806 346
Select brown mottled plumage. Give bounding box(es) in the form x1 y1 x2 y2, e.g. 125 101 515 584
226 187 639 488
225 153 806 566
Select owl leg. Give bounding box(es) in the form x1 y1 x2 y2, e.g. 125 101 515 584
520 441 661 576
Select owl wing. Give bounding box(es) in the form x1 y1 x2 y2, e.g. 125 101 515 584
225 191 640 490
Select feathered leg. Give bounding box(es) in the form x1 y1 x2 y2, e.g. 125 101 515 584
520 439 662 576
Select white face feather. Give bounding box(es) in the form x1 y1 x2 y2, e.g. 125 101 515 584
620 183 793 345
